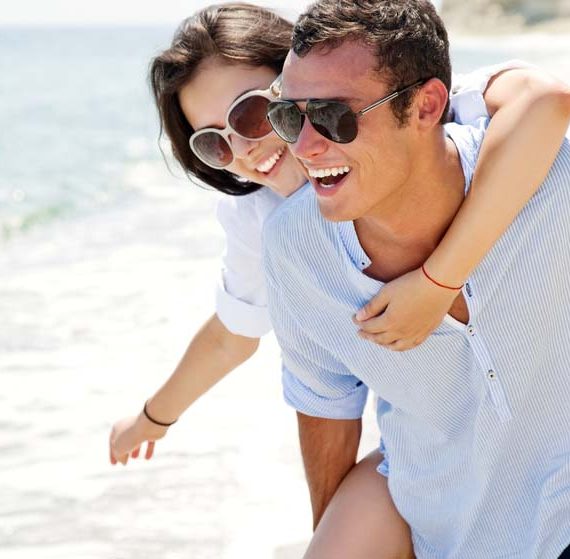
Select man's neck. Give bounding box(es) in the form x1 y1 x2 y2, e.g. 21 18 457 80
354 136 466 282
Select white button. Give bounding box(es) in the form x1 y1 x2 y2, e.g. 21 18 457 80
487 370 496 380
467 324 475 336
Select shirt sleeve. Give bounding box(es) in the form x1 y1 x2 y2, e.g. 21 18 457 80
278 312 369 419
282 361 368 420
450 60 534 125
215 192 273 338
261 216 369 419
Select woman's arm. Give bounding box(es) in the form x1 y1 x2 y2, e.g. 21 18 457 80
356 67 570 349
109 188 278 464
109 313 259 465
426 68 570 286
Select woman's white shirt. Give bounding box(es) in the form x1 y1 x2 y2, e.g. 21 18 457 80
215 186 284 337
214 61 530 337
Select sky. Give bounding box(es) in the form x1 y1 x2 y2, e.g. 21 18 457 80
0 0 442 25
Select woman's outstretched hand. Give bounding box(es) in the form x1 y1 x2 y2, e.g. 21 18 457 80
353 267 459 351
109 414 168 466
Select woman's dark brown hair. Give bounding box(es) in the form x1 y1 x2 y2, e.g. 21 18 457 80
150 3 293 196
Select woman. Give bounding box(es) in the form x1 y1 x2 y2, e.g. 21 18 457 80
109 3 570 557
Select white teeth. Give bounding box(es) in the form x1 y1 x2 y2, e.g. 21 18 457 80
256 148 284 173
307 166 351 178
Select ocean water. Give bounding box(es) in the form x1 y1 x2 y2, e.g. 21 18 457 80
1 26 570 559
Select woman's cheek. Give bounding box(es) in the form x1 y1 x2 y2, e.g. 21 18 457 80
228 161 257 183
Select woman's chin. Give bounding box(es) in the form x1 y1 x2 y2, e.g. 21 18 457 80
265 152 306 197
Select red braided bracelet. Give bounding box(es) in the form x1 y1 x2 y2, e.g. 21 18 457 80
421 264 464 291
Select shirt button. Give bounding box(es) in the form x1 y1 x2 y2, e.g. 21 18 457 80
466 324 475 336
487 370 496 380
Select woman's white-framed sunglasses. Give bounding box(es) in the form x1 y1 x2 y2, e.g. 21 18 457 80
189 77 281 170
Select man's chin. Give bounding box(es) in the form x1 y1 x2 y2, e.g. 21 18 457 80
312 172 357 222
316 198 354 222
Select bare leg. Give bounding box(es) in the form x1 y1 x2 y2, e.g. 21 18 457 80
304 449 414 559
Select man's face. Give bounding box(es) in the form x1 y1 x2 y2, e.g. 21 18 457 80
280 41 418 222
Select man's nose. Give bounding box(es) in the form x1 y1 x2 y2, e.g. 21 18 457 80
290 117 328 162
229 134 258 159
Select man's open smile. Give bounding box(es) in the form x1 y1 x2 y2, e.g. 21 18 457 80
305 165 353 196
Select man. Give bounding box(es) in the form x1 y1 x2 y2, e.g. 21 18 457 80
262 0 570 557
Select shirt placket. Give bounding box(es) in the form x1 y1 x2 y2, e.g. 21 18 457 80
464 281 512 423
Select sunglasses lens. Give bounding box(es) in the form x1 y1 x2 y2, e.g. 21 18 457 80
267 101 303 143
309 101 357 143
191 132 233 168
229 95 272 139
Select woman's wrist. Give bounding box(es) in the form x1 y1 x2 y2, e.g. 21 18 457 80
141 400 178 429
421 264 464 291
422 251 470 290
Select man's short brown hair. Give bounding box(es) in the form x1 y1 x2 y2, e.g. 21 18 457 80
292 0 451 125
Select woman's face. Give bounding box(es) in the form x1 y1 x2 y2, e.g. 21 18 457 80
179 59 306 197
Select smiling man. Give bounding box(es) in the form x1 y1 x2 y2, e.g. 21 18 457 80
262 0 570 558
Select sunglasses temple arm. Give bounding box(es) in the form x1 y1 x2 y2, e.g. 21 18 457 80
358 80 426 117
270 74 283 97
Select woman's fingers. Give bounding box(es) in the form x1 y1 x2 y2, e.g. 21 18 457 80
109 425 135 466
145 441 155 460
355 314 390 335
354 290 389 322
109 429 121 465
388 338 423 352
109 443 117 465
358 331 398 346
111 449 128 466
359 332 427 351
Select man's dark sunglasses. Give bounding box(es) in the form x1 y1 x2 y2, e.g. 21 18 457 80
266 80 426 144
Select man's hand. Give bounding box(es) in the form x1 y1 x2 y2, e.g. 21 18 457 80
354 267 458 351
297 412 362 529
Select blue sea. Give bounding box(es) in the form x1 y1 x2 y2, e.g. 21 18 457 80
1 26 166 236
1 25 569 559
2 27 570 238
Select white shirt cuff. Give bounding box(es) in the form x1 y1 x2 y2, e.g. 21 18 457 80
216 281 272 338
450 60 535 125
452 59 534 95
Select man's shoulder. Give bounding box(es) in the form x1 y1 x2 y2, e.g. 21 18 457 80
445 119 488 192
519 131 570 201
547 132 570 186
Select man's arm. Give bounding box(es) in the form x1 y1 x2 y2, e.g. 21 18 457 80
262 200 368 527
297 412 362 530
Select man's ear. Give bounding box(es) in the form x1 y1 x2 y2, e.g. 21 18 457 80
415 78 449 129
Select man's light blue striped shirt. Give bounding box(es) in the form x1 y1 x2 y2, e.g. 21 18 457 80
263 122 570 558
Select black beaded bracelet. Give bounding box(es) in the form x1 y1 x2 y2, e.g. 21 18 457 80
143 401 177 427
